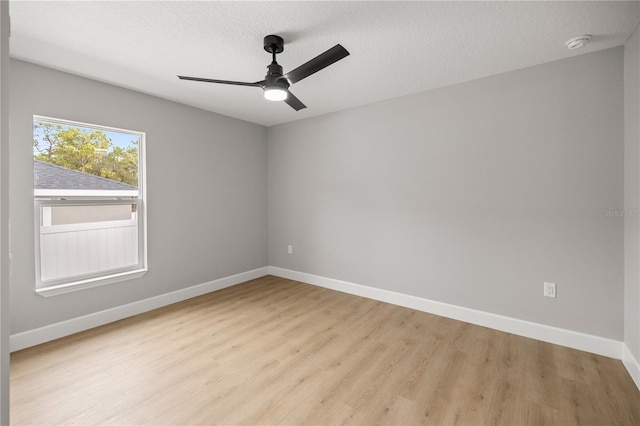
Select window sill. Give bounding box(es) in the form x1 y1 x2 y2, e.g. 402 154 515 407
36 268 148 297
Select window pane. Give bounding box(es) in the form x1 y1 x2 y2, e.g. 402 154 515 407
33 116 146 292
38 203 139 283
33 118 139 197
46 204 134 226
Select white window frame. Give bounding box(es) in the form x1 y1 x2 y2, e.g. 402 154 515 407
33 116 147 297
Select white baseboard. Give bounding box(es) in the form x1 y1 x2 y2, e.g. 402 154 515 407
622 344 640 390
10 267 270 352
268 266 623 360
11 265 639 392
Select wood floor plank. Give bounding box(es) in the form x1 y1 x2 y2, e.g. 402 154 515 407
10 276 640 425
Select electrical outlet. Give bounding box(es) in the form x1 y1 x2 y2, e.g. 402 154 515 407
287 245 293 254
544 282 556 298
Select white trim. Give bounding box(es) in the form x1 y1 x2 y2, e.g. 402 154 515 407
34 189 138 198
34 115 143 139
622 344 640 390
10 267 269 352
268 267 623 360
0 3 9 423
36 268 148 297
11 263 634 389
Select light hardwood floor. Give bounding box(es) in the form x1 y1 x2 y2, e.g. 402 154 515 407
10 276 640 425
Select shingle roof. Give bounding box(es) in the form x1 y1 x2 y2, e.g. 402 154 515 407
34 159 138 191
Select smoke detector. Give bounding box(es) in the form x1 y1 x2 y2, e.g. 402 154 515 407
565 35 591 50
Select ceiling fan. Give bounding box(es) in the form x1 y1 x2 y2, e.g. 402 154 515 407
178 35 349 111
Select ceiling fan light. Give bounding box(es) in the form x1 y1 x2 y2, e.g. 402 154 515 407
264 86 288 101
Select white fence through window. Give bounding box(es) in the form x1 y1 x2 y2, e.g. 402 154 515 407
38 203 139 283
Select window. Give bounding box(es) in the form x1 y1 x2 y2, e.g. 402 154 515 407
33 116 147 296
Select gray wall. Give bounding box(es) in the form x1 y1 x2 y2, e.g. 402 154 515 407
269 47 625 340
10 59 268 334
625 24 640 361
10 45 629 344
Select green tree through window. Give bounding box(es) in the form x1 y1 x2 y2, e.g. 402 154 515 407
33 120 138 186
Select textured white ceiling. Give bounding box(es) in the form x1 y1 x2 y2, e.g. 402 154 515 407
9 1 640 127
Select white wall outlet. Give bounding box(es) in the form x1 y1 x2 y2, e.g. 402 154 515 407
287 245 293 254
544 282 556 298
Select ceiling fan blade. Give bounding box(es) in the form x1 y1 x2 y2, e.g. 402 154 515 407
284 44 350 85
178 75 262 87
284 90 307 111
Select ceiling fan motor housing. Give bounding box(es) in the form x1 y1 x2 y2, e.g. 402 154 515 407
265 62 288 87
264 35 284 54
